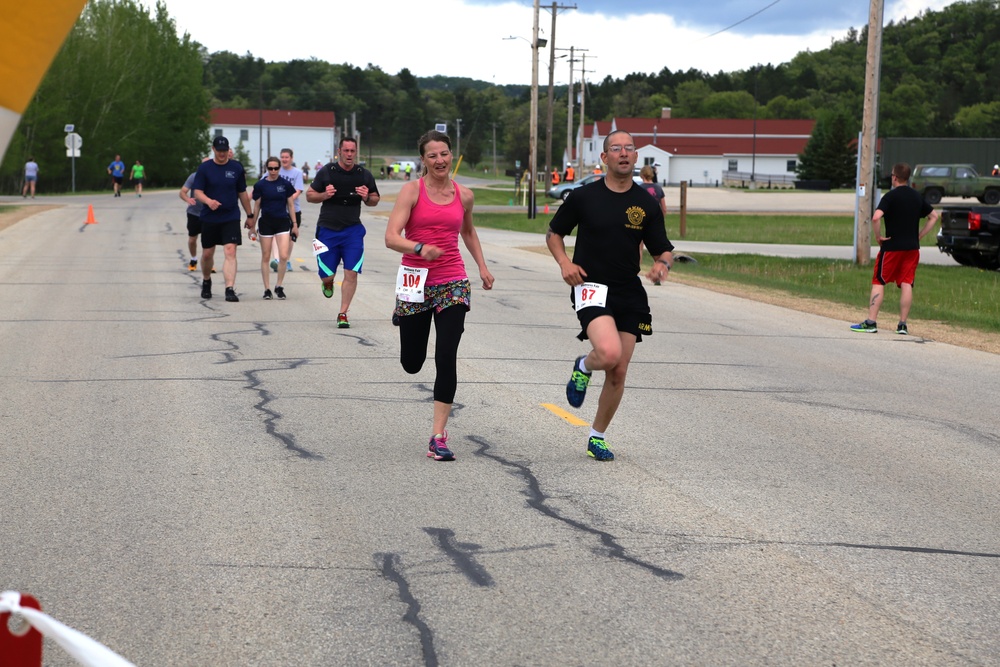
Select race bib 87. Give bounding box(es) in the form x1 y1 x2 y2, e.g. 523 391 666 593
574 282 608 311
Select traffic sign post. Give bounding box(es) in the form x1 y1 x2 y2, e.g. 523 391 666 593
64 130 82 192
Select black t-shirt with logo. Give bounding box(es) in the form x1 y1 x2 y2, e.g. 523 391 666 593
310 162 379 231
876 185 933 251
549 179 674 287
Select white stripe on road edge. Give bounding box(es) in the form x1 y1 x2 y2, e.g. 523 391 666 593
0 591 134 667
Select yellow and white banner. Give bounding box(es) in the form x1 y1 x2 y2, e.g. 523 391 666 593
0 0 87 159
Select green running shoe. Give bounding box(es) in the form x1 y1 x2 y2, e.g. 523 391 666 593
587 436 614 461
566 355 592 408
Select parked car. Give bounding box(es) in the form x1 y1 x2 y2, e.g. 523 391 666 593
936 204 1000 270
546 173 604 200
911 163 1000 205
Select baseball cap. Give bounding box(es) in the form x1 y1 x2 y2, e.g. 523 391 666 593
212 136 230 150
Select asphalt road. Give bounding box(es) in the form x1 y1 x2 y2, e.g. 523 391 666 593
1 190 998 666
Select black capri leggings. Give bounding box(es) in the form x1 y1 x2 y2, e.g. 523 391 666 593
398 305 467 404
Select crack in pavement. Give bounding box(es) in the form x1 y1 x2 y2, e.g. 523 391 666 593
469 435 684 581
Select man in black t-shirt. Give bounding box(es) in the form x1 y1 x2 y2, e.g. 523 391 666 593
546 130 674 462
306 137 380 328
851 162 939 335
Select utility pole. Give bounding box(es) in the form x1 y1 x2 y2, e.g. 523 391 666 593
558 46 586 174
528 0 541 219
577 52 594 177
856 0 884 265
542 3 576 181
456 118 462 160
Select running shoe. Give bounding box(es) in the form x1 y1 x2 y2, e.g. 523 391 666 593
270 259 278 273
587 436 615 461
896 322 908 335
188 259 197 271
850 320 877 333
322 281 335 298
201 279 212 299
275 286 286 300
263 289 273 300
427 432 455 461
566 355 592 408
287 261 293 271
225 287 239 302
337 312 350 328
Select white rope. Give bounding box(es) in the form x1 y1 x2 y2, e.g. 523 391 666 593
0 591 135 667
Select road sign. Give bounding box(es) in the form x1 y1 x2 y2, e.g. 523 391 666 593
64 124 74 133
435 123 447 133
64 132 82 150
66 149 81 158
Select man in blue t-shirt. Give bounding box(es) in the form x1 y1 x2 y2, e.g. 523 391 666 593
107 155 125 197
192 136 254 302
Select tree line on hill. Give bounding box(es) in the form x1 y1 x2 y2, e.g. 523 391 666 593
3 0 998 193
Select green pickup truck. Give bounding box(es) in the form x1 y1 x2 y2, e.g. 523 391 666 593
910 164 1000 205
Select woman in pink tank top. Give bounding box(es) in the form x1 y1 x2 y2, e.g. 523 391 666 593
385 130 495 462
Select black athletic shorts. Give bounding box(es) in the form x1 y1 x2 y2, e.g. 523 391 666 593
257 215 292 237
200 219 242 248
571 279 652 342
186 213 202 237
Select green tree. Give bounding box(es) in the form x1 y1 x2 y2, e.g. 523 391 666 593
673 80 713 117
1 0 209 193
796 110 857 187
701 91 757 119
952 101 1000 137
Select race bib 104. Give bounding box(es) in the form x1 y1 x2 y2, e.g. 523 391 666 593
574 282 608 311
396 265 429 303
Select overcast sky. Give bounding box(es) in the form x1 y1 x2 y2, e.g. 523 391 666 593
160 0 956 85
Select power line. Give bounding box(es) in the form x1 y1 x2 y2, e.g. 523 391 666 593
699 0 783 40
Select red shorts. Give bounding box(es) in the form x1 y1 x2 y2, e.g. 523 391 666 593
872 249 919 287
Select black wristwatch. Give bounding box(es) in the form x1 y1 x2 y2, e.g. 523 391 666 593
413 242 424 256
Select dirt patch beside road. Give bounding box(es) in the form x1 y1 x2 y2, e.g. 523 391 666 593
0 205 60 233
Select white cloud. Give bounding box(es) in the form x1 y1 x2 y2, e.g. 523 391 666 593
160 0 960 85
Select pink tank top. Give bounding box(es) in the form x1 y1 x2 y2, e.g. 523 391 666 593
401 178 467 285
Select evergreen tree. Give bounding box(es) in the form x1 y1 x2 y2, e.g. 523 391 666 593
796 110 857 187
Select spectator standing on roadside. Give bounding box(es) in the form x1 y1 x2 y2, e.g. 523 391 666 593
130 160 145 197
546 130 674 462
992 164 999 176
108 154 125 197
851 162 939 335
551 168 561 187
564 164 574 183
179 156 212 271
306 136 380 328
22 157 39 198
192 136 254 302
302 161 310 181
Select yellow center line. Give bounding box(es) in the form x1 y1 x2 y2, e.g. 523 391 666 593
540 403 589 426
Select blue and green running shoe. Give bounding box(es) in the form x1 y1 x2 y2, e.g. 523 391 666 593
587 436 614 461
566 355 592 408
322 281 335 298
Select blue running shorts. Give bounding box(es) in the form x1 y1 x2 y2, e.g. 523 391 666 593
314 224 365 278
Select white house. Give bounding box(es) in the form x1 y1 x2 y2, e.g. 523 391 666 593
209 109 338 178
568 111 815 187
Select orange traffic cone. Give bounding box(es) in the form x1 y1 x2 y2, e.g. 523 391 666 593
85 205 97 224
